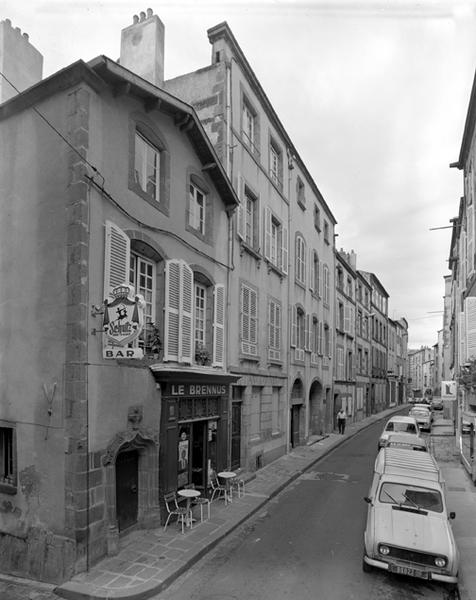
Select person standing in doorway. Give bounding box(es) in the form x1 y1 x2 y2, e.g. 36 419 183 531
337 407 347 434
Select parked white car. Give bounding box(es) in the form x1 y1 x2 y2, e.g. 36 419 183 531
381 433 429 453
409 407 432 432
378 416 420 450
363 447 459 590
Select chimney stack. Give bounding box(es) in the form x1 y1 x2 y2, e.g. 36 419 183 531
120 8 164 88
0 19 43 103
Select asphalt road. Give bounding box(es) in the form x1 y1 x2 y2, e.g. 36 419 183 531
154 419 455 600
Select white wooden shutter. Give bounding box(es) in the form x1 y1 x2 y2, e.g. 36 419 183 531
164 260 193 363
264 207 272 260
164 259 181 361
465 297 476 361
459 310 466 365
309 248 314 292
180 263 193 363
237 174 245 240
104 221 130 301
318 321 323 355
241 284 258 355
318 260 322 297
304 313 310 351
468 203 474 276
291 305 297 347
281 225 288 274
344 303 350 333
212 284 225 367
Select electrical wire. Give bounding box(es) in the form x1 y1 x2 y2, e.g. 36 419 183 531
0 69 105 185
1 68 232 270
86 175 233 271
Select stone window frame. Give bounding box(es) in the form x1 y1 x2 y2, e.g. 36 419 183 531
185 170 214 245
128 114 170 216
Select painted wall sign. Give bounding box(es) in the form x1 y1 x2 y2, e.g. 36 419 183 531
102 284 145 359
170 384 227 397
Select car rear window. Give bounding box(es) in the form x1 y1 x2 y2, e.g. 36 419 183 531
379 482 443 512
387 422 417 433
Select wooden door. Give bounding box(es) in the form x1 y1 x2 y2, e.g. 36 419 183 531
116 450 138 532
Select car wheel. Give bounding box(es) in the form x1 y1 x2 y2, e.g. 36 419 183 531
362 557 372 573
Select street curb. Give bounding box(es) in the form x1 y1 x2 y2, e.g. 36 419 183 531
55 408 402 600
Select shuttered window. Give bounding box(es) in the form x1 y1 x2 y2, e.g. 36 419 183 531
268 298 281 362
164 259 193 363
104 221 130 300
213 284 225 366
241 283 258 356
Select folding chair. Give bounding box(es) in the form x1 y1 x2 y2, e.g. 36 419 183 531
163 492 192 534
185 483 211 522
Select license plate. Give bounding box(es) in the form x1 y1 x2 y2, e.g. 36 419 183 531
389 565 429 579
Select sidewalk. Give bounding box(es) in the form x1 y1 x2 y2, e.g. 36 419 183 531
20 407 476 600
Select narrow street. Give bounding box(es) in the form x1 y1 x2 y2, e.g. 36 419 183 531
153 418 453 600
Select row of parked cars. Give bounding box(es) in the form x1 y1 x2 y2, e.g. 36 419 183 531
362 413 459 591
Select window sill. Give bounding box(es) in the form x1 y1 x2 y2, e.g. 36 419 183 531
297 198 306 211
239 241 262 264
266 260 286 280
239 354 260 363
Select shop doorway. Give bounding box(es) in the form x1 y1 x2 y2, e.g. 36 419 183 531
231 403 241 470
178 420 218 493
115 449 138 532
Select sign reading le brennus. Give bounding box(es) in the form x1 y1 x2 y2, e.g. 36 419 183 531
102 284 145 359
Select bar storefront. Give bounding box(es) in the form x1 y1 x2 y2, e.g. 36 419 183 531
151 367 239 505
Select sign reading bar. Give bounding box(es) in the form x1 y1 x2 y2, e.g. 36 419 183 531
102 284 145 359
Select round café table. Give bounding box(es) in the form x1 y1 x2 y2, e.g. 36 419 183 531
217 471 236 504
177 488 201 527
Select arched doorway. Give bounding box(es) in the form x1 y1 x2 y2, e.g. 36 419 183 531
103 429 159 555
290 379 304 448
309 379 323 435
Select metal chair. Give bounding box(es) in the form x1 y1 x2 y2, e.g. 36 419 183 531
163 492 192 534
210 473 229 504
230 476 245 498
185 483 211 522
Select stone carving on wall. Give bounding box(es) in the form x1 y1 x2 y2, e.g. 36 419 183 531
102 429 158 466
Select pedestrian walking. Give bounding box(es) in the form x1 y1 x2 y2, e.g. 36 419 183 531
337 408 347 434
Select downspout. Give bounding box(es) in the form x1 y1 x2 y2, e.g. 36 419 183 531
286 151 293 452
225 58 234 468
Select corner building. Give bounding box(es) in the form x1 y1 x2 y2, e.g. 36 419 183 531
0 13 239 581
166 21 337 465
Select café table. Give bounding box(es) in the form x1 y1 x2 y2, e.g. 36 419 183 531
217 471 236 504
177 488 201 527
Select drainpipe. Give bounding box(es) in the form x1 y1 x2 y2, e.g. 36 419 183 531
286 151 293 452
225 60 232 178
